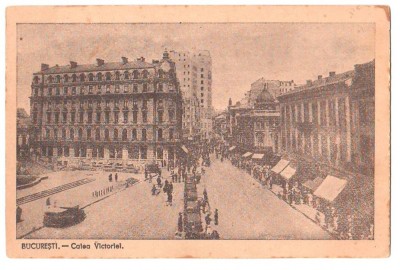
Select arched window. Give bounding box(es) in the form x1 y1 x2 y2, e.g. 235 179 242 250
95 128 100 140
97 73 103 81
33 76 39 84
132 129 137 141
114 129 119 140
124 71 130 80
105 72 112 81
45 128 50 139
62 128 66 139
87 128 92 140
80 73 85 82
78 128 83 139
56 75 61 83
158 129 163 140
115 71 120 80
105 129 109 140
47 76 53 83
158 69 164 78
63 74 69 83
142 70 148 79
53 128 58 140
133 70 139 79
70 128 75 140
122 129 127 141
142 129 147 141
88 73 94 82
72 74 77 82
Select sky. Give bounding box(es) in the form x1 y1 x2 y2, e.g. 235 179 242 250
16 23 375 112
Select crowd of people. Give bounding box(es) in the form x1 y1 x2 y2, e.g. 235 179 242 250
213 139 373 240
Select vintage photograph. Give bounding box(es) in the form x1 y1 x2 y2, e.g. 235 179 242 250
6 6 390 258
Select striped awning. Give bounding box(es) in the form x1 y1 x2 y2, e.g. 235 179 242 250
242 152 253 158
314 175 347 202
252 153 264 160
271 159 290 174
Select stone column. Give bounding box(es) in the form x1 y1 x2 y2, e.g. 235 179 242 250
345 96 351 162
294 104 299 151
301 103 305 153
335 97 340 164
309 102 314 156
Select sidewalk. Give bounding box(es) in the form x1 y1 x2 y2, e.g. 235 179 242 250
242 166 335 238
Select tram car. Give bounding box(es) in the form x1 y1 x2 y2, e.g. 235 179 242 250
43 205 86 228
184 211 203 239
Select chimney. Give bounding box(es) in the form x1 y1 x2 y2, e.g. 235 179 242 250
152 60 160 64
318 75 323 80
329 71 336 77
70 61 78 68
137 57 145 62
96 58 105 66
306 80 312 86
41 63 49 71
121 57 128 64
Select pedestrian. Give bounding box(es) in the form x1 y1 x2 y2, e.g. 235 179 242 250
46 197 51 207
109 173 112 182
16 205 22 223
203 189 208 203
163 180 169 193
157 175 162 187
151 184 157 196
115 173 118 182
178 212 183 232
205 213 212 225
214 209 219 225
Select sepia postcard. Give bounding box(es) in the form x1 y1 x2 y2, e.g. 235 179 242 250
6 5 390 258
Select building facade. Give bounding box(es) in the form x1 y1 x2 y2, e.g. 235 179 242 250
17 108 31 160
170 50 213 140
277 60 375 177
29 51 183 168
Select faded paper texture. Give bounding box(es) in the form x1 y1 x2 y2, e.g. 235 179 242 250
6 5 390 258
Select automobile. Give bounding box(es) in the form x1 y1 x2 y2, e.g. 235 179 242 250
43 205 86 228
145 163 160 175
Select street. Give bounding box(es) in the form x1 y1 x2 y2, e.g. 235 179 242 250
197 156 331 239
20 155 330 240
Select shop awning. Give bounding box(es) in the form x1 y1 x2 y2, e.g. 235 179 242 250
242 152 253 158
229 146 236 151
280 165 297 181
302 177 324 192
181 145 189 154
271 159 290 174
252 153 264 160
314 175 347 202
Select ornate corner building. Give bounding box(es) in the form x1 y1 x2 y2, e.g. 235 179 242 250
29 51 183 168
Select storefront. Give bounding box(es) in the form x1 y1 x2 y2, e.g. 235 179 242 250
270 159 290 184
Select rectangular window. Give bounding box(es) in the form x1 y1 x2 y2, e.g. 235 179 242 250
105 112 110 123
79 112 84 123
87 112 92 123
55 112 59 124
114 112 119 124
96 112 101 123
71 112 75 123
124 112 128 123
132 111 138 123
142 111 147 123
133 84 138 93
143 83 148 92
63 87 68 95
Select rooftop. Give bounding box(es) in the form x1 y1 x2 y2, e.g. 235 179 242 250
34 59 157 75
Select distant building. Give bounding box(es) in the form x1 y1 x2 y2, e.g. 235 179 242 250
29 51 183 168
17 108 31 160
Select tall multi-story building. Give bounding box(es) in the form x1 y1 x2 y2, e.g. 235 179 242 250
17 108 31 160
169 50 201 141
170 50 213 140
29 51 183 168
